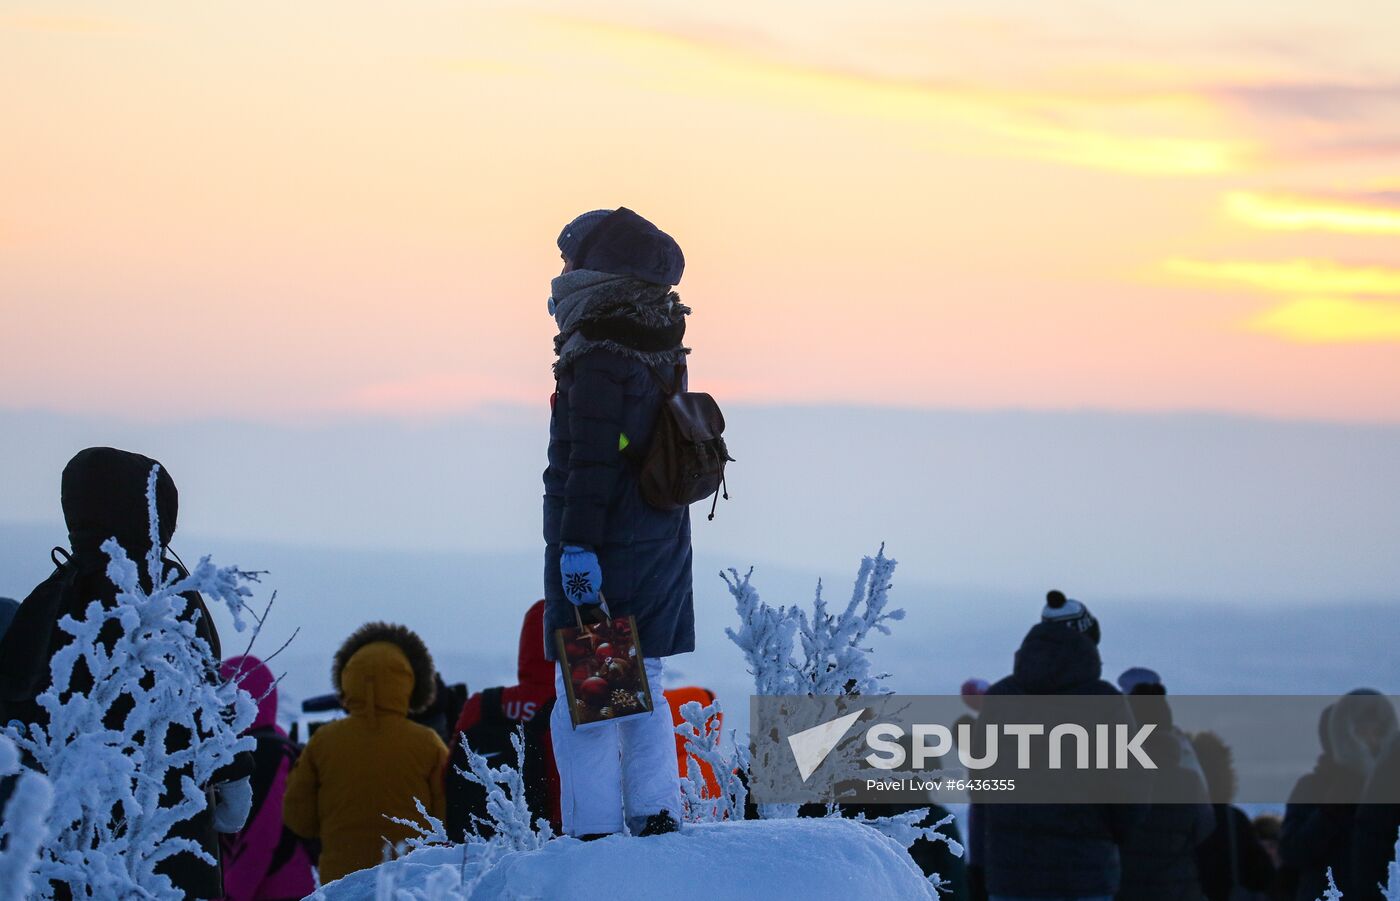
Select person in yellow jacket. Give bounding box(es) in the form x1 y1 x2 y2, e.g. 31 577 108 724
283 622 449 884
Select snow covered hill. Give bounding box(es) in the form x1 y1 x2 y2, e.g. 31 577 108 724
315 819 941 901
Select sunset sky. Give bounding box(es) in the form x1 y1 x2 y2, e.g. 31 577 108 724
3 0 1400 423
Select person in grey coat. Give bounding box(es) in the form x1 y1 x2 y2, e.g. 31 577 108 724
543 207 692 839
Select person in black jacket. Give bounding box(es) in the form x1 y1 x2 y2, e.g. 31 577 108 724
0 597 17 643
1116 685 1215 901
0 447 253 898
543 208 691 838
1191 731 1276 901
974 591 1145 901
1281 691 1398 900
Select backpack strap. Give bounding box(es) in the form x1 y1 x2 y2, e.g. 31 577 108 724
647 363 685 397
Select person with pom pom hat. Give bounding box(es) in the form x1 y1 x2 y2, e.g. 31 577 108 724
972 590 1143 901
1041 589 1101 645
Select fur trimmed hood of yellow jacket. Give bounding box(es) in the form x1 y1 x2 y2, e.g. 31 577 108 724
332 622 436 716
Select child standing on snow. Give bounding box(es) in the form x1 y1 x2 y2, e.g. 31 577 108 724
543 208 692 838
282 623 448 883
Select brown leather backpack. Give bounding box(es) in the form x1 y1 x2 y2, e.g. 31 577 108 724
640 364 733 519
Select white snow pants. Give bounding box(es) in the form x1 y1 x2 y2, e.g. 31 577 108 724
550 657 682 836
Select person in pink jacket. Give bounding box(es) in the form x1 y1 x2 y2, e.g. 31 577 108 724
218 655 317 901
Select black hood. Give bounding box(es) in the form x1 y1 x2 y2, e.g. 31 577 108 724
62 447 178 554
1011 621 1105 694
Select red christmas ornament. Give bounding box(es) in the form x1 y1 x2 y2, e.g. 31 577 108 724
580 676 611 703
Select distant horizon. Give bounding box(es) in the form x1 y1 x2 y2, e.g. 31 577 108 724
4 520 1396 735
4 403 1397 606
8 395 1400 429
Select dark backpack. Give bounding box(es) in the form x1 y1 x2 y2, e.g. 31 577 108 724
0 548 107 728
639 364 733 520
445 688 556 842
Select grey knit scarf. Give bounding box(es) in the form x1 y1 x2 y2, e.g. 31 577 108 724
550 269 690 373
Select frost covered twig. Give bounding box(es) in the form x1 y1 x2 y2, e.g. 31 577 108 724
1321 868 1344 901
842 808 964 896
1387 829 1400 901
844 808 963 857
386 797 452 853
0 733 54 898
451 730 554 851
722 568 800 697
674 700 748 823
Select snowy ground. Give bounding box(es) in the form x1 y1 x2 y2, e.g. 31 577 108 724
315 819 940 901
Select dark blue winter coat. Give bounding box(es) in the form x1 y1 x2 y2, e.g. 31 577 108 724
1350 735 1400 901
973 622 1146 899
543 349 694 660
1115 724 1215 901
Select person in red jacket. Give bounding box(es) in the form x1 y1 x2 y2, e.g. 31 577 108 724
446 600 559 839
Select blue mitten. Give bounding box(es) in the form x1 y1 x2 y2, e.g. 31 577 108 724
560 546 602 606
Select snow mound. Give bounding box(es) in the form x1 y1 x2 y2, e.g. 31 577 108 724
315 819 938 901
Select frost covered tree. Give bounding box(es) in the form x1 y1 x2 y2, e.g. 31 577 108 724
2 465 259 899
720 547 965 891
723 545 904 698
0 732 54 899
674 699 748 823
723 546 906 819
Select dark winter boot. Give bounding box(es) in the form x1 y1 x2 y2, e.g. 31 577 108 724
637 810 679 837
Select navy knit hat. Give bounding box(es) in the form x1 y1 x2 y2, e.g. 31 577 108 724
1042 589 1100 645
560 207 685 286
557 209 612 264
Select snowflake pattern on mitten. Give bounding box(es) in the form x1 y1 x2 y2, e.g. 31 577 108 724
565 572 593 600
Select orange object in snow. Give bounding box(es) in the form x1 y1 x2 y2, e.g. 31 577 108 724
665 686 722 797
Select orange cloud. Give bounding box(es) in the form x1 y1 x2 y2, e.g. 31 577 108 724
1164 259 1400 295
1249 298 1400 343
533 14 1251 176
1225 191 1400 235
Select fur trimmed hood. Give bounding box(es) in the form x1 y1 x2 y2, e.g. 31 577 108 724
332 622 437 715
